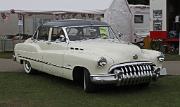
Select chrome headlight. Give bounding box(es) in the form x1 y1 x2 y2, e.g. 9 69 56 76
157 53 165 62
97 57 107 67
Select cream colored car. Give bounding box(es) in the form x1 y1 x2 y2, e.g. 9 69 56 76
14 20 167 92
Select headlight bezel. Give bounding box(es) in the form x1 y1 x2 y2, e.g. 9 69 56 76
97 57 107 67
157 53 165 62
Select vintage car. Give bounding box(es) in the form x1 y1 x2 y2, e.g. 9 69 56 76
14 19 167 92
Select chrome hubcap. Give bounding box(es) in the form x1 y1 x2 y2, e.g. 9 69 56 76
24 61 31 73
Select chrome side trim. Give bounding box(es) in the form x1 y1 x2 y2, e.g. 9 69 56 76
18 55 73 70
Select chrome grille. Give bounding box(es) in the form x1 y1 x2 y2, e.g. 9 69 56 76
109 62 155 85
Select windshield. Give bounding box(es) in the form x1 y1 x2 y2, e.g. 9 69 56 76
66 26 118 41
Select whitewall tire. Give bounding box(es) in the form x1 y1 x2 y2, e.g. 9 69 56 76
23 60 34 74
83 70 96 93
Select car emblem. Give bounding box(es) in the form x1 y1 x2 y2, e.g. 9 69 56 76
133 54 138 60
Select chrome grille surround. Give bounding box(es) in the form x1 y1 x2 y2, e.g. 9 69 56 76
108 61 155 85
90 61 161 85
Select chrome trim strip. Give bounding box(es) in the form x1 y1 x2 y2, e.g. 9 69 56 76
109 61 153 72
18 56 73 70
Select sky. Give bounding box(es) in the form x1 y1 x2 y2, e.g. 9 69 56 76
0 0 113 11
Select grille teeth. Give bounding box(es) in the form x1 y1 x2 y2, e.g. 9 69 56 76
111 63 154 85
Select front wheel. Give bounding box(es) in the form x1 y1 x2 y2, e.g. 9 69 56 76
84 70 96 93
23 60 35 74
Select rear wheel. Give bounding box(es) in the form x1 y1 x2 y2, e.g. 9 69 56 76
23 60 35 74
83 70 96 93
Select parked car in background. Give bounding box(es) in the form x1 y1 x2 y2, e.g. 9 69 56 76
14 20 167 92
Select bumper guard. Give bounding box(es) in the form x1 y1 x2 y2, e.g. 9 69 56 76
90 67 167 85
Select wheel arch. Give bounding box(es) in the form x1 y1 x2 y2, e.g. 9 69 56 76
72 66 90 82
20 59 24 64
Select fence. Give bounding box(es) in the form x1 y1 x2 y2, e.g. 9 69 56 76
0 39 24 52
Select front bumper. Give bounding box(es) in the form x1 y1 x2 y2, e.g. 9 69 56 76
90 67 167 85
159 68 167 76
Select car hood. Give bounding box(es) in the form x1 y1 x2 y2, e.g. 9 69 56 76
68 39 142 63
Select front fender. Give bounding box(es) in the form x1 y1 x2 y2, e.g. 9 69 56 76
64 51 114 75
141 49 163 67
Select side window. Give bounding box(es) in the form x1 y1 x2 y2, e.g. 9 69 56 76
51 27 65 42
37 27 49 41
67 28 79 36
66 27 81 41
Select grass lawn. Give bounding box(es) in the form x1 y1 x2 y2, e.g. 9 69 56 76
0 52 13 59
0 72 180 107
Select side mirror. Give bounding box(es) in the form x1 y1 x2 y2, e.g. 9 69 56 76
59 35 66 42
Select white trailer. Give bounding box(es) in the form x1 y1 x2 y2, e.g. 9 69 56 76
129 5 150 43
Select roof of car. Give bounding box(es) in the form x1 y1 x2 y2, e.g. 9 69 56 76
43 19 109 27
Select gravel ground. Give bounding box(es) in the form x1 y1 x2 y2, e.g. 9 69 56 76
0 58 179 75
163 61 180 75
0 58 23 72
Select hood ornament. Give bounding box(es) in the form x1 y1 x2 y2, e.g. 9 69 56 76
133 54 138 60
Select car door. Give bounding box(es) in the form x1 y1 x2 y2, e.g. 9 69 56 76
24 30 44 72
30 26 50 73
41 27 68 77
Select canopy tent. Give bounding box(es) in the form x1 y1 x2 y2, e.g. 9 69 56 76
0 0 113 12
0 0 134 42
105 0 133 42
